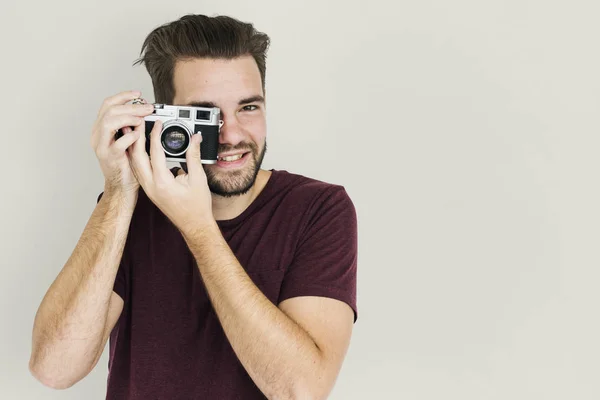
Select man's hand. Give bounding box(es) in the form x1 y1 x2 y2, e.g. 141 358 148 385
128 120 214 232
91 90 155 198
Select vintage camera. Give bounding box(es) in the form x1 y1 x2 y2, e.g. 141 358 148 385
116 101 221 164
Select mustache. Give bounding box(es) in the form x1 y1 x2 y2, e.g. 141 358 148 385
218 141 258 154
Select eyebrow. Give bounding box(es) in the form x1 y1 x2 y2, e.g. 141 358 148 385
187 95 265 108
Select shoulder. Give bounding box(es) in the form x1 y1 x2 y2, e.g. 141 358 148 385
277 169 351 197
270 169 355 218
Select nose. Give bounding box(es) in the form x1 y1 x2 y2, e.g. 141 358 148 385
218 113 245 147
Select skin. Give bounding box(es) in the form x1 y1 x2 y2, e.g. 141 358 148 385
29 56 354 399
171 55 271 220
127 55 355 398
28 92 153 390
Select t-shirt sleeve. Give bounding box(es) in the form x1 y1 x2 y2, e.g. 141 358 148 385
96 191 127 301
278 186 358 322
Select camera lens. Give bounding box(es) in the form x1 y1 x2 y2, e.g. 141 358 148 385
161 125 190 156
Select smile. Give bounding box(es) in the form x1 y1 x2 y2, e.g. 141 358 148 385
215 152 251 168
218 153 245 161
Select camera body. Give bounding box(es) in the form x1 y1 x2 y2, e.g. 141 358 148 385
116 103 221 164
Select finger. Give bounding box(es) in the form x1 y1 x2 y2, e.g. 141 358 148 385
177 167 186 177
105 103 155 118
148 120 171 184
99 115 144 149
111 129 140 153
129 120 154 189
186 132 204 180
108 125 131 146
129 115 147 157
99 90 142 116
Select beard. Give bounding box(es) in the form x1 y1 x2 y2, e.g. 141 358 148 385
181 139 267 198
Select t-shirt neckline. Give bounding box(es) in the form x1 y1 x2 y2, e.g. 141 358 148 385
216 168 282 228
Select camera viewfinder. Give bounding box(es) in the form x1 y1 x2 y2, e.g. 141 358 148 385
196 110 211 120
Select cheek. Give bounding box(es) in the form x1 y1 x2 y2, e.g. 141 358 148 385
240 114 266 141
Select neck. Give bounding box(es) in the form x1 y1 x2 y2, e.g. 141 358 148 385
211 169 272 221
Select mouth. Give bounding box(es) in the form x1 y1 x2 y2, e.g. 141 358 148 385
218 152 247 162
215 151 251 168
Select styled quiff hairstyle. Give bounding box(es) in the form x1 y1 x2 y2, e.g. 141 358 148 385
134 14 271 104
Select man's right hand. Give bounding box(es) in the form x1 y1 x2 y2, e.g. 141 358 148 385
90 90 155 197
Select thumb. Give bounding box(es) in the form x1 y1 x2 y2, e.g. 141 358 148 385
186 132 203 175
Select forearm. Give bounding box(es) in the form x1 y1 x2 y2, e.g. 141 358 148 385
182 223 325 400
29 189 136 387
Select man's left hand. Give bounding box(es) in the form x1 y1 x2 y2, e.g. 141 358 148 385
129 120 214 232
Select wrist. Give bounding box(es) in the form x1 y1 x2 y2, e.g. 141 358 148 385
180 218 220 243
102 186 139 209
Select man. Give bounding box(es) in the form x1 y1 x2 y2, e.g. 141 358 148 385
29 14 357 399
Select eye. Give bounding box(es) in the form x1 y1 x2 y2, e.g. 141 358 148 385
241 105 258 112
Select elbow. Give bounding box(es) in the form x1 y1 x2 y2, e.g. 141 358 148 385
279 380 329 400
28 333 101 390
28 356 80 390
293 388 328 400
282 388 326 400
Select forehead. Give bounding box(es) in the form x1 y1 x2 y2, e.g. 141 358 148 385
172 55 263 105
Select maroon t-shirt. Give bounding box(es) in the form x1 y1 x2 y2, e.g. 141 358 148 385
98 169 358 399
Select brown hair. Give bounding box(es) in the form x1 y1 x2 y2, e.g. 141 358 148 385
134 14 271 104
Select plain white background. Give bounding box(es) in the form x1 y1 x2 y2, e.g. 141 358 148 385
2 0 599 398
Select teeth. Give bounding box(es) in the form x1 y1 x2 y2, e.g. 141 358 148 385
220 154 243 162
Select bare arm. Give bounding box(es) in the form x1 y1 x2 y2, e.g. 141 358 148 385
29 189 134 389
181 223 354 400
